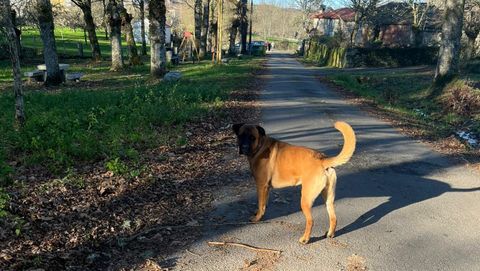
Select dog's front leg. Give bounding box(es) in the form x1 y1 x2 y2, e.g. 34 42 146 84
251 182 270 222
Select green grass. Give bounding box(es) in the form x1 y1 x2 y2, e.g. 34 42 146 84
20 27 131 58
1 27 146 83
0 57 263 182
327 69 480 141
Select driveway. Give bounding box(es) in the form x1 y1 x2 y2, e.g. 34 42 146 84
171 52 480 270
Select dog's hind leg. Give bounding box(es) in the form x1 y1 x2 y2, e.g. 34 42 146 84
322 168 337 238
299 174 326 244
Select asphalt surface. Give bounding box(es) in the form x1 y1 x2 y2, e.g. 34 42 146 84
172 52 480 270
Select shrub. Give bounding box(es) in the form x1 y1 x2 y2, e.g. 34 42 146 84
347 47 439 67
440 80 480 117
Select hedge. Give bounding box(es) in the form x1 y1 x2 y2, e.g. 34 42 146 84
304 39 438 68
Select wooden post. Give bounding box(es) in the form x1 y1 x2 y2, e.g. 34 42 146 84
77 42 84 57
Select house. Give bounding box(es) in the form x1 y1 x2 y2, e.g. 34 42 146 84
310 7 366 45
310 3 442 48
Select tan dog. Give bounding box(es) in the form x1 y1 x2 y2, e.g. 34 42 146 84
233 121 356 244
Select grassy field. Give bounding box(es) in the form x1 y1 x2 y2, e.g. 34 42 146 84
326 68 480 147
0 53 263 185
1 27 143 83
21 27 125 58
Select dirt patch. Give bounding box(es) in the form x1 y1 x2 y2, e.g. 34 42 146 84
0 63 265 270
242 252 281 271
346 254 367 271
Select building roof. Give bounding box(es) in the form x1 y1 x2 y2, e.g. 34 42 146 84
311 8 355 22
311 4 441 28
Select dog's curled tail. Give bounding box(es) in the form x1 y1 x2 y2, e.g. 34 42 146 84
322 121 356 168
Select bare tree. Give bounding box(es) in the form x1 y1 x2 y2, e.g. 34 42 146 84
295 0 324 34
1 0 25 126
194 0 203 52
228 17 240 54
199 0 211 58
71 0 102 61
403 0 435 46
434 0 466 85
347 0 382 45
209 0 218 61
239 0 248 53
149 0 167 77
120 4 142 65
36 0 62 86
463 0 480 59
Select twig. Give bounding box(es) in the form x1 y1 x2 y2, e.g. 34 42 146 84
207 241 282 254
186 249 201 257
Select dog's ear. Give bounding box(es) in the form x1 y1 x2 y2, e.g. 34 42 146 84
232 123 245 135
256 125 266 137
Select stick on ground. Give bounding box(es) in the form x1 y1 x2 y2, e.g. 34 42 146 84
207 241 282 254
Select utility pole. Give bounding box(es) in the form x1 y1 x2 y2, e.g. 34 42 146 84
248 0 253 55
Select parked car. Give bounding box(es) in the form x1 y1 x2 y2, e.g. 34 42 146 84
234 41 267 56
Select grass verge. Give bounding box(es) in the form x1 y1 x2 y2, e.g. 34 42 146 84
324 68 480 156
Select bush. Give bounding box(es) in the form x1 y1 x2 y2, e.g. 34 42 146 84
440 80 480 117
347 47 439 67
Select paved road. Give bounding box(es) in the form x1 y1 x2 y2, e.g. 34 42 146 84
172 53 480 270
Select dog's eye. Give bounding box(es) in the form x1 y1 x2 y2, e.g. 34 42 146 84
250 135 256 141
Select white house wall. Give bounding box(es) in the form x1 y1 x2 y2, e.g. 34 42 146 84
132 19 172 45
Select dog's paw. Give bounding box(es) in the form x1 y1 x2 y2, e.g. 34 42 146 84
250 215 261 223
298 236 310 244
325 231 335 238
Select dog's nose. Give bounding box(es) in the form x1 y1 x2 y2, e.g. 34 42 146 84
240 145 249 155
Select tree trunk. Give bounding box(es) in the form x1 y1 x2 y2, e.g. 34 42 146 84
239 0 248 54
2 0 25 126
228 19 239 55
149 0 167 77
102 0 108 39
209 0 217 57
78 2 102 61
199 0 210 58
216 0 223 63
106 0 124 71
120 5 142 65
10 9 22 59
466 35 477 60
434 0 466 84
140 0 147 56
194 0 203 53
36 0 62 86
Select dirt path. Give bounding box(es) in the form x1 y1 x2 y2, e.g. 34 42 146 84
171 53 480 271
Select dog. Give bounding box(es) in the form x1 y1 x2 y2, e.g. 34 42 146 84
233 121 356 244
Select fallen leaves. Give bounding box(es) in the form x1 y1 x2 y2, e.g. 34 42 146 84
0 66 263 270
